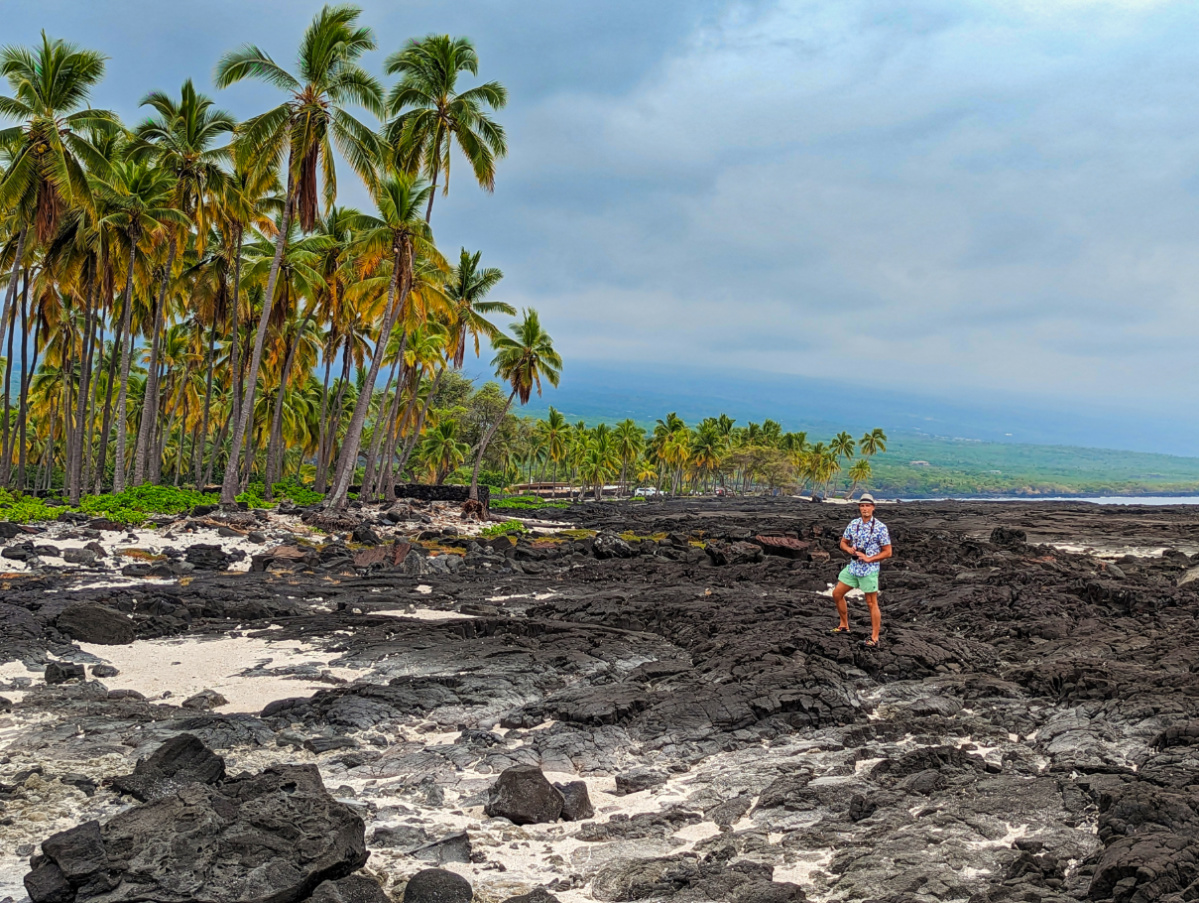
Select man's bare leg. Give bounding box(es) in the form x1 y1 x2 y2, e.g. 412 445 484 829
865 591 881 643
833 582 851 630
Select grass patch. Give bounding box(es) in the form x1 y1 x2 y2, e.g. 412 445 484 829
491 495 571 512
480 520 527 538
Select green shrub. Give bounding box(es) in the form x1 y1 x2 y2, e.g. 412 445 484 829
491 494 570 511
480 519 526 538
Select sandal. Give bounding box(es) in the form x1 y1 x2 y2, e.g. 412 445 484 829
830 626 850 634
862 638 880 648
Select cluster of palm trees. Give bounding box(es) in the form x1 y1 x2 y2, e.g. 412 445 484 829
511 411 887 500
0 6 561 507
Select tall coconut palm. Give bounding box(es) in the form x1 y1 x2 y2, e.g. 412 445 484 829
613 418 644 495
130 78 234 485
384 34 507 222
847 458 872 498
0 33 115 368
860 427 887 457
93 158 188 492
325 173 438 509
445 248 511 368
470 308 560 500
214 2 383 504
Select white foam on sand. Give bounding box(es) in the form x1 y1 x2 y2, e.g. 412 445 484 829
77 635 362 713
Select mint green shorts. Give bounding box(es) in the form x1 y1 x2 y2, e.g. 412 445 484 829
837 566 879 594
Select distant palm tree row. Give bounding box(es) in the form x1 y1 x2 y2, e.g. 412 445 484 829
0 6 561 506
510 411 887 500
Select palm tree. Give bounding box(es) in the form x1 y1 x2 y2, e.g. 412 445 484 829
418 419 468 484
860 427 888 457
613 418 644 496
534 406 569 490
470 308 560 500
130 79 234 484
446 248 511 367
384 34 507 221
847 458 872 498
325 173 440 509
93 158 189 492
214 2 383 504
0 33 114 365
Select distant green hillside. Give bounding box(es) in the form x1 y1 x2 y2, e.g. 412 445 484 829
867 435 1199 498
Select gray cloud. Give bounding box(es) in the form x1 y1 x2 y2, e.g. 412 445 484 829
4 0 1198 423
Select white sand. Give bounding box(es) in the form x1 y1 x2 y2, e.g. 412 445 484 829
77 635 362 713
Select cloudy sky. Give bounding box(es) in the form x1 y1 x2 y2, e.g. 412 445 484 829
7 0 1199 431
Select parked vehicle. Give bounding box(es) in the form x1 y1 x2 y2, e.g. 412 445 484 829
634 486 661 497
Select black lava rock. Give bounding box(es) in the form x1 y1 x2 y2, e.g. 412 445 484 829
403 869 473 903
310 874 392 903
484 765 564 825
554 780 595 820
44 662 86 684
109 734 226 802
56 604 135 645
27 763 365 903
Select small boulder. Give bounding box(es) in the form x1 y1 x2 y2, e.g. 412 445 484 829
181 689 228 711
56 605 135 646
404 869 473 903
44 662 86 684
352 524 382 545
62 547 99 567
554 780 595 820
90 664 119 679
615 768 669 795
592 531 634 560
484 765 564 825
109 733 226 802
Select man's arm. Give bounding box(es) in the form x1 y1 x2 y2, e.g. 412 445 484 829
858 543 892 563
840 536 857 556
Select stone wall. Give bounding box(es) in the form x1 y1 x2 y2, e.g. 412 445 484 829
389 484 489 510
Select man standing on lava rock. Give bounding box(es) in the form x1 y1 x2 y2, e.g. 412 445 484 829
832 494 893 647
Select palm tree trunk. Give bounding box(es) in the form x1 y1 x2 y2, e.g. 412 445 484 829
0 225 27 364
94 297 126 494
194 313 219 486
135 236 177 485
314 344 333 491
68 277 98 503
228 230 244 438
83 308 104 493
16 274 35 491
375 364 413 501
0 293 15 487
113 239 139 494
388 366 426 491
326 251 408 509
470 388 516 500
221 179 292 505
396 365 442 479
264 307 315 497
362 356 403 501
317 342 350 494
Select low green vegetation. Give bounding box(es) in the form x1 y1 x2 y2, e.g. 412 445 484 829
479 519 527 538
490 495 571 512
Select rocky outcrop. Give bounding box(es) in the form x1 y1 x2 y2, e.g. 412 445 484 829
55 604 136 645
27 760 366 903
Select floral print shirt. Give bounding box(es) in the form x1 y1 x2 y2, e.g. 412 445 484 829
842 517 892 576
